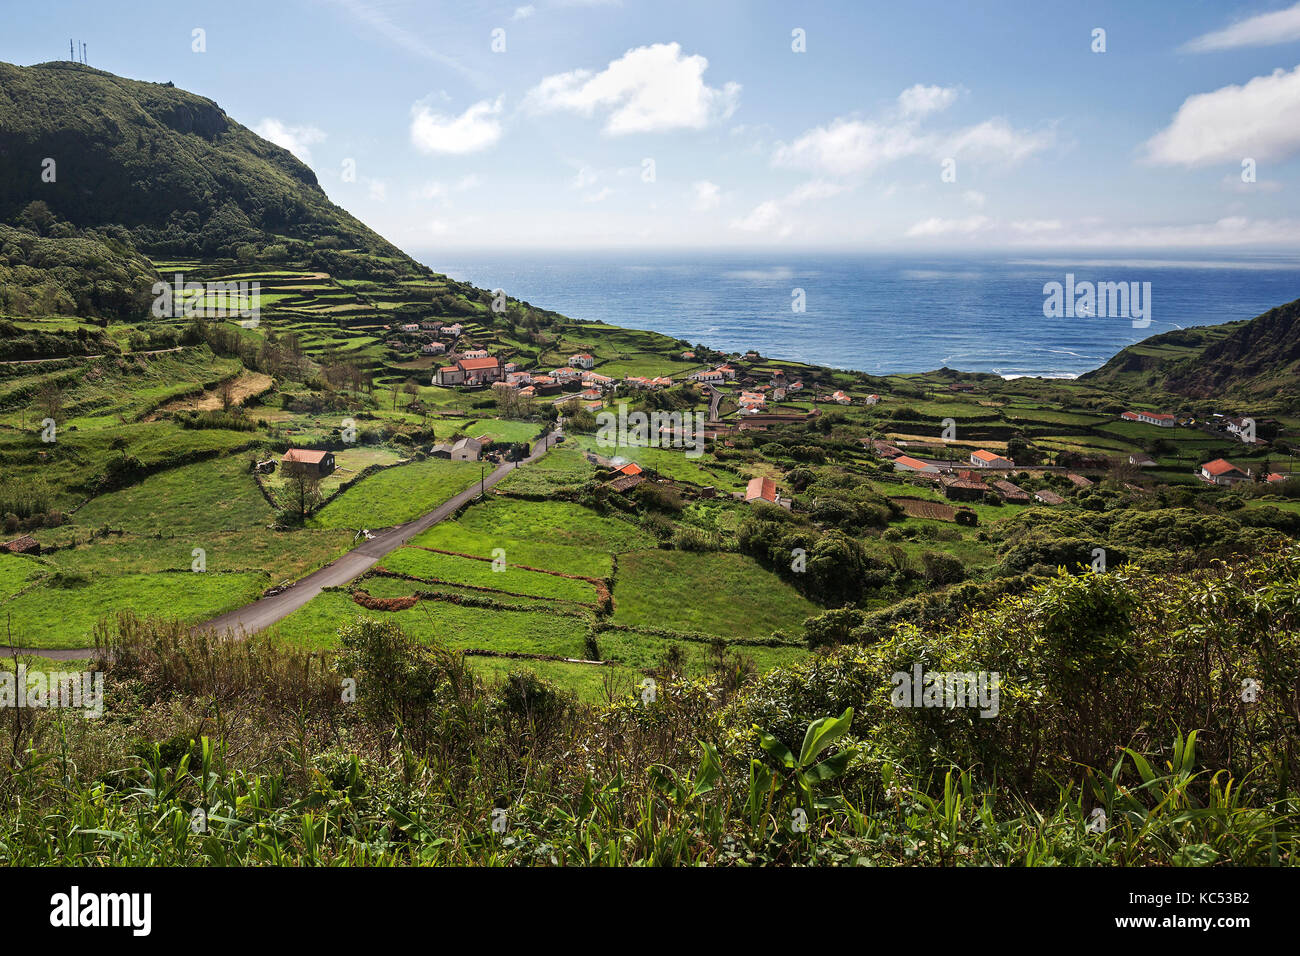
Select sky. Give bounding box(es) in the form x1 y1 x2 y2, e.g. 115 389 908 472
6 0 1300 255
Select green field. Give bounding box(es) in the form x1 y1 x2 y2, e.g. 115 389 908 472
3 570 266 648
612 550 820 640
378 547 601 604
310 458 480 529
72 456 273 535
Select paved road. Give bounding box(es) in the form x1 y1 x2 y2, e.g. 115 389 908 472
2 428 561 660
705 384 723 423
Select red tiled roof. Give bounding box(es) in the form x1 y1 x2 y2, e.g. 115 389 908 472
971 449 1003 463
282 449 330 464
894 455 932 471
1202 458 1244 476
458 357 500 371
617 462 643 476
745 476 778 502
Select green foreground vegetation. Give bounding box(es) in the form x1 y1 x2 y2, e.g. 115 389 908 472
2 59 1299 865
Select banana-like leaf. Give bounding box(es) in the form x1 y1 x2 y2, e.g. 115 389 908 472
803 748 855 784
798 707 854 767
755 726 795 769
693 742 722 798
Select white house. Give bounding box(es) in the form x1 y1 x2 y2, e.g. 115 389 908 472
451 437 483 461
1199 458 1249 485
971 450 1014 468
1225 417 1258 443
421 342 446 355
568 353 595 370
1137 412 1176 427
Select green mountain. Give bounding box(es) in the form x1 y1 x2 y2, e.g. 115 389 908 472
0 60 411 268
1081 297 1300 408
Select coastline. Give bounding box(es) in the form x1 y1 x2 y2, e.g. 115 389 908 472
424 250 1300 381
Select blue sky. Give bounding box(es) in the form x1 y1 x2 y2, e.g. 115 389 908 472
7 0 1300 253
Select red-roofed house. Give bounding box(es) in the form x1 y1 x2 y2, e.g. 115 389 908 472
568 353 595 370
281 448 335 478
744 475 783 505
971 449 1014 468
1199 458 1249 485
894 455 939 475
436 356 502 387
1138 411 1176 427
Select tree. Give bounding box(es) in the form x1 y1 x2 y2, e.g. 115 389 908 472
35 380 64 422
283 469 322 523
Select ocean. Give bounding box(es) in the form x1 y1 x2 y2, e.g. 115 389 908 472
424 250 1300 379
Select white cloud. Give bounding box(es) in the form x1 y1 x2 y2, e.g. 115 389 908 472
905 215 991 237
253 118 325 164
410 96 504 154
773 118 920 176
773 98 1051 177
1144 65 1300 166
323 0 477 81
524 42 740 134
963 190 986 208
1060 216 1300 247
896 215 1300 247
786 179 848 203
941 118 1053 164
1182 2 1300 52
416 175 481 202
692 180 722 211
366 178 387 202
730 180 847 235
731 200 785 235
1010 219 1063 235
582 186 614 203
898 84 960 117
512 5 536 20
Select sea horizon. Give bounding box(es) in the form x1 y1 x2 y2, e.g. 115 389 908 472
422 249 1300 379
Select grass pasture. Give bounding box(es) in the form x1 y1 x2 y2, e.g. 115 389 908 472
612 550 820 640
310 458 480 529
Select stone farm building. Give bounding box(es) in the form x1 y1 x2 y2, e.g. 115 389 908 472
940 474 986 501
435 356 502 387
450 437 482 461
281 448 335 478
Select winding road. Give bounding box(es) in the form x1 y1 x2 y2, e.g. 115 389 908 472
2 428 562 660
